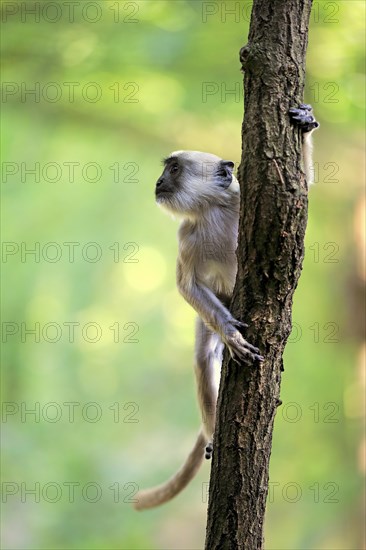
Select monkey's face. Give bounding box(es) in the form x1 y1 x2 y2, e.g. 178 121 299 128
155 150 239 217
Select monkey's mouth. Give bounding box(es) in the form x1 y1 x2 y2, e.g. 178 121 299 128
155 189 172 200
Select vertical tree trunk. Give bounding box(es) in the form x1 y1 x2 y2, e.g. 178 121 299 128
205 1 313 549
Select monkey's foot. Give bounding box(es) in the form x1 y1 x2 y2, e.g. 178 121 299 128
289 104 319 133
225 323 264 364
205 442 213 460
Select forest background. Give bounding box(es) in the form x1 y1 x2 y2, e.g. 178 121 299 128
1 1 365 549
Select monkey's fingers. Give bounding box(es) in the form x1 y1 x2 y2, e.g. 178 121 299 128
289 105 319 133
289 105 313 115
232 319 249 329
227 334 264 364
242 340 261 354
241 349 264 363
231 321 261 355
231 348 264 364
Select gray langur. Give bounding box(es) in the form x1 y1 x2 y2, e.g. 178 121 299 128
134 104 319 511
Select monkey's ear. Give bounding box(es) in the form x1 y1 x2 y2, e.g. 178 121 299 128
216 160 235 188
221 161 235 173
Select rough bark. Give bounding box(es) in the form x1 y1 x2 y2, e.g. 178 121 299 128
205 1 313 549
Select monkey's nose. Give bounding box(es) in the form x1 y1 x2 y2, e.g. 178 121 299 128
156 178 164 188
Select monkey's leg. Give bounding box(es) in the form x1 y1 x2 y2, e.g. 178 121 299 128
194 318 221 454
289 104 319 183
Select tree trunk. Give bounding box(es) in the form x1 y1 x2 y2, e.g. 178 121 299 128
205 1 313 549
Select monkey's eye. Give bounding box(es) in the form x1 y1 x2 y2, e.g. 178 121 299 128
170 163 179 174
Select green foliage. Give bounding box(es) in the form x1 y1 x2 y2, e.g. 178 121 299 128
1 1 364 548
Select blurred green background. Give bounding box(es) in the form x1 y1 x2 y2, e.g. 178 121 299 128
1 1 365 549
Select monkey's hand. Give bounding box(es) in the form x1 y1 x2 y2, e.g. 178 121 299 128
224 320 264 364
289 104 319 133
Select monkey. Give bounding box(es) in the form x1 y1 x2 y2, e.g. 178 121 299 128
134 104 319 511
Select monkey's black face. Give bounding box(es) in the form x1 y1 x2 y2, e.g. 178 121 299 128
155 158 181 201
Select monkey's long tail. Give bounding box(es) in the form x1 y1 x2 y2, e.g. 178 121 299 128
134 430 206 510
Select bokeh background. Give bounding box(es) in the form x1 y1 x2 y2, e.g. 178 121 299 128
1 1 365 549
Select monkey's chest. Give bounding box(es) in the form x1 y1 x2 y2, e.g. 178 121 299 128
197 259 236 294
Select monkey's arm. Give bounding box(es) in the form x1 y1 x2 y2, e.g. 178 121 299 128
177 261 263 362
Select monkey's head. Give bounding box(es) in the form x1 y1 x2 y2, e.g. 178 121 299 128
155 150 239 217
